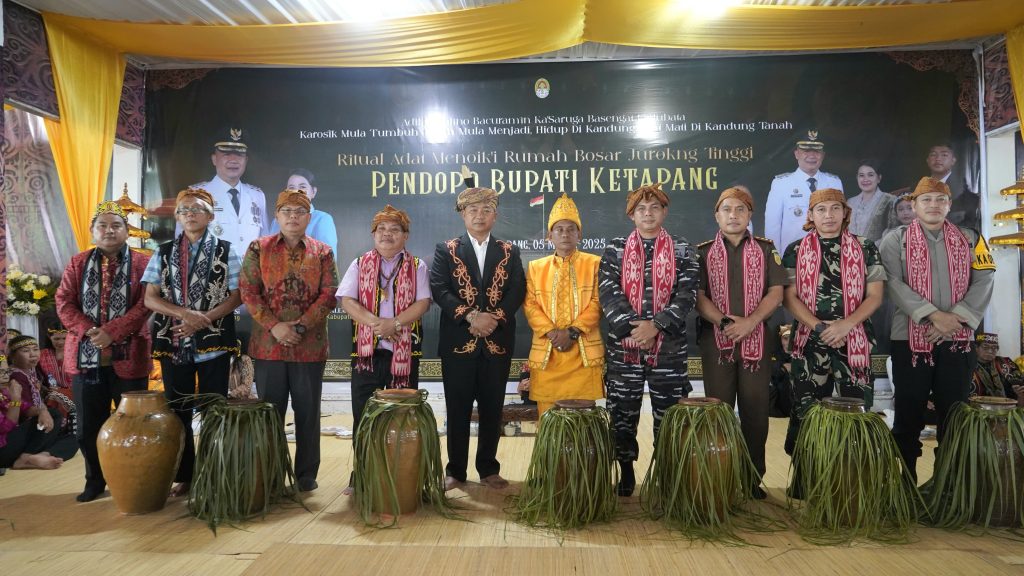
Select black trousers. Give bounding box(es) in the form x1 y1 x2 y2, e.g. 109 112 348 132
254 360 325 484
441 353 512 482
72 368 147 491
351 350 420 447
0 408 78 467
890 340 976 480
160 354 231 484
700 337 770 478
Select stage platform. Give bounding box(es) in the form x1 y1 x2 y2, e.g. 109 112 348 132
1 404 1021 576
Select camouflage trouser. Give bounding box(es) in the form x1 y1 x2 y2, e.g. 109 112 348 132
784 338 873 455
606 361 691 462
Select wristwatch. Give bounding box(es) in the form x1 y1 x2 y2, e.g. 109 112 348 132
813 322 827 334
294 323 307 335
568 327 581 341
394 319 403 331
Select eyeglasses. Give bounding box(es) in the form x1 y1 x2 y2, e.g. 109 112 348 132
278 208 310 218
175 207 210 215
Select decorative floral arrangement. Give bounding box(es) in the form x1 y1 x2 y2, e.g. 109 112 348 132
6 265 56 316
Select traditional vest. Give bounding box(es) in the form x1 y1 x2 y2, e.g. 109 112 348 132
152 235 238 362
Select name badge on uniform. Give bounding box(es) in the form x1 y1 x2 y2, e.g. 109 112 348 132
790 188 802 197
252 203 262 225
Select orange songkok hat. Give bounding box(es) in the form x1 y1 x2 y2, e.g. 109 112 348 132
275 189 312 212
803 188 850 231
626 183 669 215
176 188 214 210
715 186 754 212
456 187 499 212
372 204 411 232
908 176 951 200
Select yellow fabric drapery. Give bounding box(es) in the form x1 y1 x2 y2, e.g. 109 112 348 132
42 0 1024 66
42 16 126 251
586 0 1024 51
43 0 585 67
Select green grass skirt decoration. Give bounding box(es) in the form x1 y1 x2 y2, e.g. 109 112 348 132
922 396 1024 530
509 400 618 530
353 388 456 527
640 397 771 541
189 398 298 532
789 398 923 544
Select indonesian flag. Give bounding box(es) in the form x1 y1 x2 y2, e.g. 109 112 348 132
529 195 544 207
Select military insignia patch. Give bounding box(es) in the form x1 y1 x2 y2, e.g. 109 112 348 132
972 235 996 271
773 250 782 265
793 207 803 217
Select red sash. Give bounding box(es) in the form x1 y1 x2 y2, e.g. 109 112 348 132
905 220 972 365
791 231 871 383
356 249 417 387
706 232 765 370
621 228 675 366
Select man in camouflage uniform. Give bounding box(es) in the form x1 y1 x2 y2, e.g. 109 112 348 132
599 183 699 496
781 188 885 458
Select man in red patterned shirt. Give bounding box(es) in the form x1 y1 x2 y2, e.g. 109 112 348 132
56 202 152 502
239 190 339 493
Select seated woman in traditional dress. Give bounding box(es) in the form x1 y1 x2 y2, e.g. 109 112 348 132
37 322 76 435
0 356 76 470
39 320 71 389
8 335 77 442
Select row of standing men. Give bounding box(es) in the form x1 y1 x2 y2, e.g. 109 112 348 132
52 173 993 503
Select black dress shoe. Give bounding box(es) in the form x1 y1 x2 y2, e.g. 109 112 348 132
76 485 106 502
297 478 318 492
617 461 636 497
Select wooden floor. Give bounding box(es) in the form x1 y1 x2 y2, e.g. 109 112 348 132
2 407 1023 576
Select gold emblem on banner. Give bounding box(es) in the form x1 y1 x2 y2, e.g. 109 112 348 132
534 78 550 99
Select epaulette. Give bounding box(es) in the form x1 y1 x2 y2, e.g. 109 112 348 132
697 239 714 248
753 235 775 245
774 173 789 180
188 182 206 189
247 184 264 193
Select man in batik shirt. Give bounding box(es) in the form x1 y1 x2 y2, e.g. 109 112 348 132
240 189 338 493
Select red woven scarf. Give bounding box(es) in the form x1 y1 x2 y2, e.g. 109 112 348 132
356 249 417 387
621 228 675 366
791 231 871 383
706 232 765 370
905 220 972 365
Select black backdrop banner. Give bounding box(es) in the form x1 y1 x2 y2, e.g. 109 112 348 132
143 53 979 380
